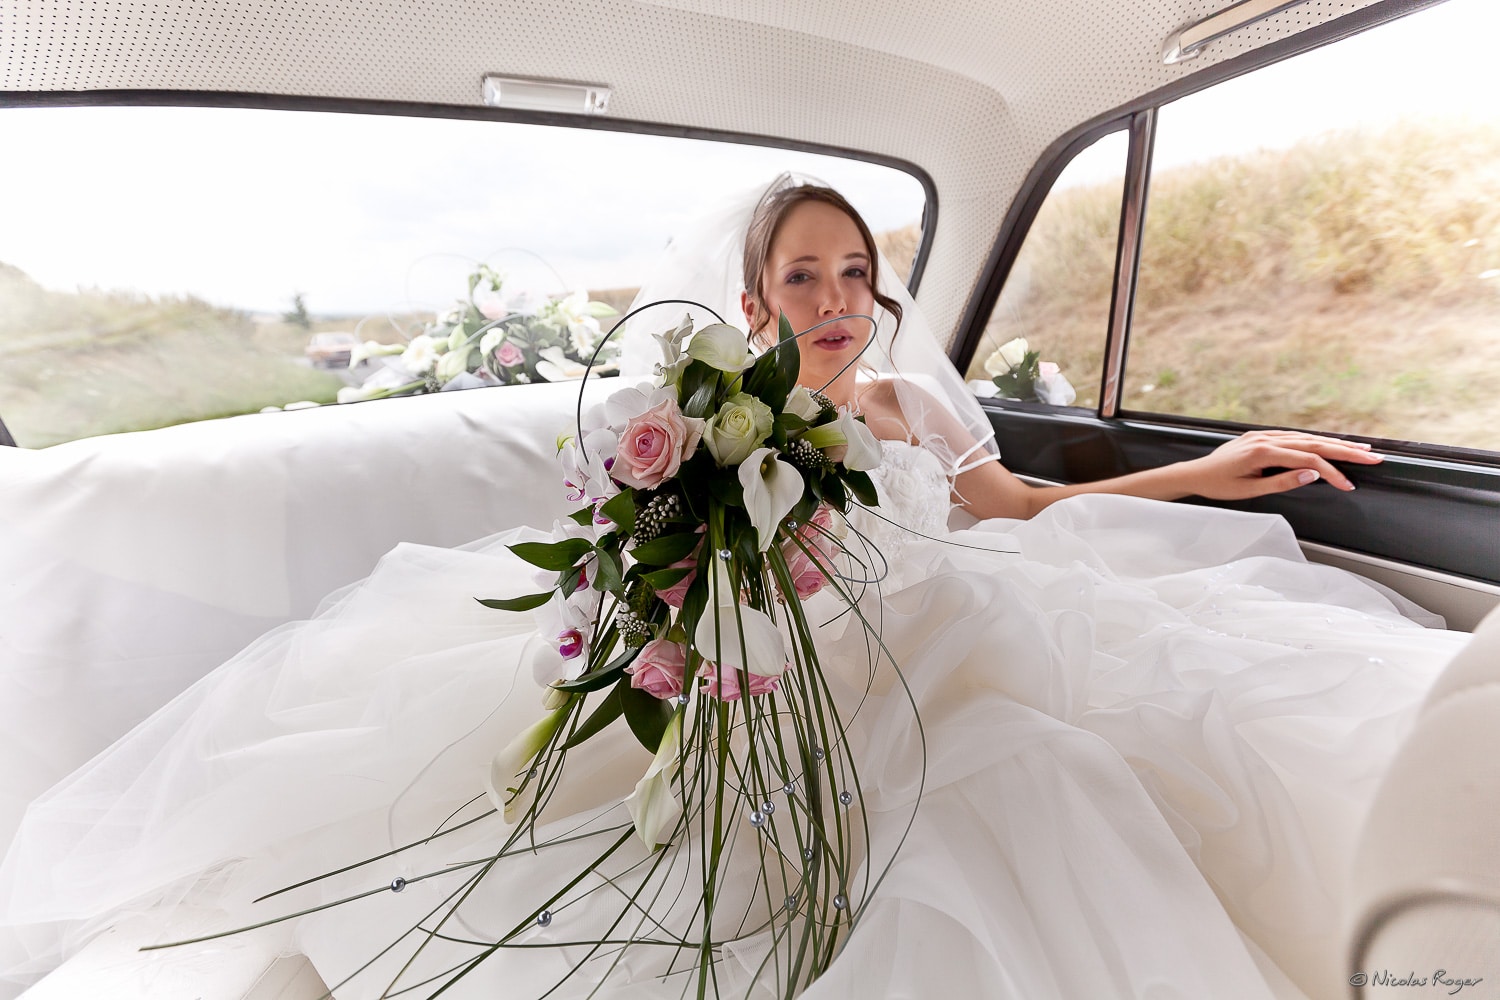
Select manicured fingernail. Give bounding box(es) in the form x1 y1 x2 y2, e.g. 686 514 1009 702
1297 470 1319 485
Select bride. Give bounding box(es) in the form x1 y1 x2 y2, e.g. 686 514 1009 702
0 176 1466 1000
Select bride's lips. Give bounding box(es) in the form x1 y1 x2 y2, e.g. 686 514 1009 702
810 328 857 351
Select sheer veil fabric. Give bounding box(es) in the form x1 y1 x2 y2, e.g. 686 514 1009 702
617 172 1000 485
0 176 1469 1000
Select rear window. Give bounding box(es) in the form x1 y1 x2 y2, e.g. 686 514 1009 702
0 106 927 448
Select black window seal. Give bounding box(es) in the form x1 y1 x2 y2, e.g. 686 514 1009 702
0 89 939 294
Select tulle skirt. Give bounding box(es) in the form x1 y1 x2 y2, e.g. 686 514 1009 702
0 495 1464 999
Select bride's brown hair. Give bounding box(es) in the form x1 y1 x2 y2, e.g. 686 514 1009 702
741 181 903 344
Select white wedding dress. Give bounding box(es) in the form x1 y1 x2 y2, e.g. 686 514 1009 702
0 440 1464 1000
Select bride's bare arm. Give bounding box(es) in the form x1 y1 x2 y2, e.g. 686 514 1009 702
860 382 1382 521
958 431 1382 520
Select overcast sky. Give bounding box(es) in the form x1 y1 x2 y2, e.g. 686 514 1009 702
1 0 1495 317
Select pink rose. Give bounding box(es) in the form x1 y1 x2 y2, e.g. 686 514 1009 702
779 506 840 600
783 546 827 599
655 555 698 608
614 400 704 490
496 341 524 368
627 639 688 700
1039 361 1060 378
698 661 782 701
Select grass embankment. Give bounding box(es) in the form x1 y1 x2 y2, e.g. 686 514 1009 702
971 119 1500 450
0 266 346 448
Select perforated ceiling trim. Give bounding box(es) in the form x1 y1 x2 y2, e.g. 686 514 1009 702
1 0 1389 344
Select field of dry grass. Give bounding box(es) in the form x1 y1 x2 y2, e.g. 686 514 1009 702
968 119 1500 450
6 120 1496 451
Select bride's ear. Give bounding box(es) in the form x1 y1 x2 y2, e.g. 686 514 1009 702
740 290 756 329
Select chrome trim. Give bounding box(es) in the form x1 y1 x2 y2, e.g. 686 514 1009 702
1162 0 1307 64
1100 108 1155 419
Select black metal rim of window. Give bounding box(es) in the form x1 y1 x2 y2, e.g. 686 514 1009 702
949 0 1494 467
0 89 940 294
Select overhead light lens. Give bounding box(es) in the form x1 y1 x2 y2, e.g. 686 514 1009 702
481 75 611 115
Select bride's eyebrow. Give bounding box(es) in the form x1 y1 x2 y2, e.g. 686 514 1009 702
781 252 869 267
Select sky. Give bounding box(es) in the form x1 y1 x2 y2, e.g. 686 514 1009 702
1 0 1496 317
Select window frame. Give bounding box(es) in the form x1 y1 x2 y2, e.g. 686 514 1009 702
950 0 1496 467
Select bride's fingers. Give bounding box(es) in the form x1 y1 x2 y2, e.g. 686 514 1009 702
1246 445 1353 493
1240 430 1382 464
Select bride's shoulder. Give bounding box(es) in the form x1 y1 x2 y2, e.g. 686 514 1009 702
855 376 957 443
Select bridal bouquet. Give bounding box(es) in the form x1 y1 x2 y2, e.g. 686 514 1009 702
471 311 900 997
338 264 620 403
160 310 914 1000
975 336 1076 406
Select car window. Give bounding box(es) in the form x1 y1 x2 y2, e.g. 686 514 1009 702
0 106 926 448
963 130 1127 410
1125 0 1500 453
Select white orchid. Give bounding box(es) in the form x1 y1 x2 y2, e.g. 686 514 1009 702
486 704 569 823
398 334 438 375
536 346 589 382
653 315 695 386
739 447 804 551
686 324 754 372
625 713 683 849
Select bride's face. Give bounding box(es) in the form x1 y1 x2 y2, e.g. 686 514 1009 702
746 200 876 394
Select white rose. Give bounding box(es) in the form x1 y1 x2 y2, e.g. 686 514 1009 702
984 337 1029 376
784 385 823 422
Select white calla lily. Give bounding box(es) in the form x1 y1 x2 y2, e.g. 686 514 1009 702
694 595 789 679
835 412 884 472
485 705 568 823
739 447 804 551
686 323 754 372
625 713 683 849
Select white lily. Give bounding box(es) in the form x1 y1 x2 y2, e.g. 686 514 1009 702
436 344 472 382
625 713 684 849
693 586 789 679
739 447 804 551
536 346 588 382
834 412 883 471
485 705 569 823
686 323 754 372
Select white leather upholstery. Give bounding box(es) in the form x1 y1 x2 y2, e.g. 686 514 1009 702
0 380 606 855
1347 605 1500 996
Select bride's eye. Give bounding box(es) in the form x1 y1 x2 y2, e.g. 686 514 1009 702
844 265 868 280
785 271 812 285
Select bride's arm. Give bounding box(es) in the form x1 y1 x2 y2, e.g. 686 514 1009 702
957 429 1383 521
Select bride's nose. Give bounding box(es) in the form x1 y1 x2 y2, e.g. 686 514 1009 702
819 285 846 316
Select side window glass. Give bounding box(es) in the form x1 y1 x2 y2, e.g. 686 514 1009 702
965 129 1128 409
1127 0 1500 452
0 107 926 448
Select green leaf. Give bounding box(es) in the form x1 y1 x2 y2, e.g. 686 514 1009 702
641 565 692 590
559 564 586 597
844 469 879 508
476 592 553 613
684 377 720 421
558 686 625 751
586 301 619 318
630 531 701 566
568 507 595 526
556 643 640 693
510 538 593 571
598 490 636 534
593 544 625 594
821 474 848 511
619 678 675 752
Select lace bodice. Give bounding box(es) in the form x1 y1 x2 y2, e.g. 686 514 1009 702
847 439 952 563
